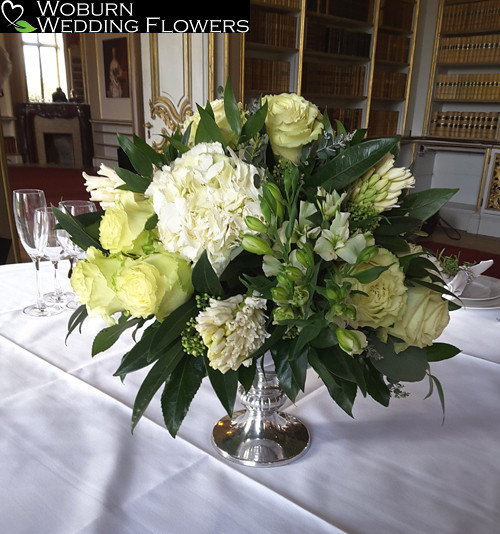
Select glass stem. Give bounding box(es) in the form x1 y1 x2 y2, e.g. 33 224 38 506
34 257 46 311
52 260 63 297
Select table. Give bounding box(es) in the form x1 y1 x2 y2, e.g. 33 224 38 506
1 260 500 534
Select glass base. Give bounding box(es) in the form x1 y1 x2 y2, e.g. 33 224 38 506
212 409 310 467
23 303 64 317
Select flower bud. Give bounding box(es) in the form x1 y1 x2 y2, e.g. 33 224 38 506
285 266 303 282
271 286 290 303
241 234 274 256
245 215 268 233
336 327 367 356
273 306 295 323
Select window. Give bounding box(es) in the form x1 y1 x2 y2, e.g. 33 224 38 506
22 33 68 102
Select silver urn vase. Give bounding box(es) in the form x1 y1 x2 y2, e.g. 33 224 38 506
212 363 310 467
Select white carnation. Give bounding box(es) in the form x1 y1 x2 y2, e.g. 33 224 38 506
145 142 264 276
195 294 270 373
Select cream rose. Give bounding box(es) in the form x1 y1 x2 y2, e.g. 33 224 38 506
70 247 124 325
183 98 245 148
115 251 193 321
99 190 156 255
384 284 450 352
348 247 407 329
263 93 323 163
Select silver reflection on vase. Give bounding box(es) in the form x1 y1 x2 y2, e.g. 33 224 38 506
212 363 310 467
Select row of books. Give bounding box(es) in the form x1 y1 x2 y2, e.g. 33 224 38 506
434 73 500 101
438 34 500 64
441 0 500 34
371 71 407 100
248 8 298 49
245 58 290 94
325 107 363 132
251 0 301 11
305 20 372 57
302 63 366 96
306 0 371 23
368 110 400 138
429 111 499 140
375 32 411 64
379 0 414 32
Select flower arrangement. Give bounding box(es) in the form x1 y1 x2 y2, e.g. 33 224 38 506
55 80 461 437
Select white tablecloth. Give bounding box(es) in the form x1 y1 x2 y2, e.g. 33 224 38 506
1 260 500 534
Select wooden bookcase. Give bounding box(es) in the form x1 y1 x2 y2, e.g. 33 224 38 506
241 0 420 136
426 0 500 142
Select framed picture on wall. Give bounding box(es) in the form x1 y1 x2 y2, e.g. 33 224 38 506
95 34 132 121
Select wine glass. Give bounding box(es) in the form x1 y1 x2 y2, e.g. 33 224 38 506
12 189 62 317
35 207 73 305
57 200 97 309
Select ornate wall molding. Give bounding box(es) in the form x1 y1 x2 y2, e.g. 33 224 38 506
486 152 500 211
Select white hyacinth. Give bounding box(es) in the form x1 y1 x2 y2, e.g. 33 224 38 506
195 294 270 373
346 153 415 213
83 164 125 209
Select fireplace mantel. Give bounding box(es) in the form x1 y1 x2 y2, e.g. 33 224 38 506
16 103 94 168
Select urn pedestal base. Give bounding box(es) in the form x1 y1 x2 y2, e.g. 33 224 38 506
211 366 310 467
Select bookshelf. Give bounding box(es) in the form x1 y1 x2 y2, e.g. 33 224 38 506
242 0 421 136
426 0 500 142
369 0 420 137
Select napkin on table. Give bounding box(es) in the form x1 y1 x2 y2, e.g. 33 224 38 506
445 260 494 296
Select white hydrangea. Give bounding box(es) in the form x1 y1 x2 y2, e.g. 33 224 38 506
83 164 125 209
195 294 270 373
145 142 264 276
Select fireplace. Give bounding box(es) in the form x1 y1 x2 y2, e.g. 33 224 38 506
16 103 94 168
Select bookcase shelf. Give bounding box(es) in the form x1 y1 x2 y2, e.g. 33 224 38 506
426 0 500 143
241 0 420 136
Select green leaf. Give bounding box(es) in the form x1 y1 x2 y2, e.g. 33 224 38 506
308 137 400 190
131 340 186 432
161 353 206 437
14 20 37 32
241 100 268 141
316 346 367 396
374 216 421 236
191 250 224 297
426 342 461 362
369 336 429 382
92 317 143 356
350 264 391 284
132 134 164 168
363 359 391 406
114 166 152 194
65 304 88 343
117 133 154 177
238 361 257 393
223 78 242 138
399 188 458 222
52 206 103 252
271 339 308 400
194 104 226 147
308 348 356 417
205 360 238 416
149 297 198 360
114 322 161 376
426 373 446 423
